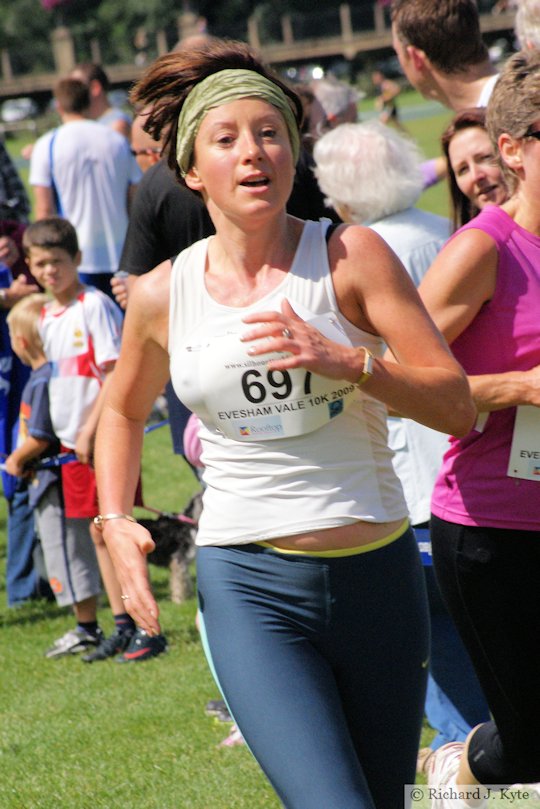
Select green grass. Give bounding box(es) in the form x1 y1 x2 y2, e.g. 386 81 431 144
0 427 281 809
0 105 443 806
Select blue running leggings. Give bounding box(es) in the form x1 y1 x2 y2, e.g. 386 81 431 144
197 528 429 809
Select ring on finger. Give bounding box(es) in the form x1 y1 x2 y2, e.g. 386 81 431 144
121 594 130 600
282 327 293 339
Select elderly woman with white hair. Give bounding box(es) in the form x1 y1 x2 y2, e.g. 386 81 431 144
314 119 490 770
313 120 448 283
516 0 540 50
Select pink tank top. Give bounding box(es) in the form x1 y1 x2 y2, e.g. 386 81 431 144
432 206 540 530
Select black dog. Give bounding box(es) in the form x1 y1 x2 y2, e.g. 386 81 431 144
138 490 203 603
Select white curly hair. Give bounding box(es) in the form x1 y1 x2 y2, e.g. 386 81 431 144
313 120 424 224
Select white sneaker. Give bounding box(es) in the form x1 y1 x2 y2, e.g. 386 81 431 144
44 626 103 659
427 742 488 809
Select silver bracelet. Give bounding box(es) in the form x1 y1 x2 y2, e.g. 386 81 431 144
93 513 137 530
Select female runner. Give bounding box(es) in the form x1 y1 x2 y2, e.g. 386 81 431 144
94 40 475 809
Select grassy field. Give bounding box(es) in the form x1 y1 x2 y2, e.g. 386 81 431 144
0 428 284 809
0 99 443 808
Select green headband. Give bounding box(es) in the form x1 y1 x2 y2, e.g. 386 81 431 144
176 68 300 176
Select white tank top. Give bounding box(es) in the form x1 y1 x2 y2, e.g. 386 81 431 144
169 219 406 545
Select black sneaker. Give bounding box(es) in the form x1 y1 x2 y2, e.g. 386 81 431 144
116 628 168 663
81 627 135 663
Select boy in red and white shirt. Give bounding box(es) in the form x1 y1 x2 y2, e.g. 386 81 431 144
22 217 160 661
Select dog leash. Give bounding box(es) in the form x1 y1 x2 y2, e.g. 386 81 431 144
137 502 199 527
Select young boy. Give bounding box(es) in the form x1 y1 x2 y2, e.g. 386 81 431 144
20 217 154 661
5 293 104 657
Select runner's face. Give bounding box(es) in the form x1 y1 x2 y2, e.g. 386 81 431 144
185 98 295 223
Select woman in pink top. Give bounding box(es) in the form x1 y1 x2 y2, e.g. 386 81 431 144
418 50 540 807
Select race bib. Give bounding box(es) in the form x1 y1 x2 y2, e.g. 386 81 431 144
507 405 540 481
200 313 358 441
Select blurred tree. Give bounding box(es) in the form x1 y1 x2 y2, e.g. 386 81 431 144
81 0 179 63
40 0 71 8
0 0 377 77
0 0 55 74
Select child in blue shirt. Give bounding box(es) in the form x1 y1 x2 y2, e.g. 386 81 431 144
5 293 104 657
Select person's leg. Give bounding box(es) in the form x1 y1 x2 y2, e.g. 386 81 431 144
327 529 430 809
6 482 39 606
64 519 101 628
57 458 165 663
424 565 490 749
1 348 39 604
36 485 105 656
72 595 98 623
36 483 101 608
431 517 540 784
198 545 376 809
198 529 429 809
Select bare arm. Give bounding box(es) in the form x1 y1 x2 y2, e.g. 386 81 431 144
75 365 116 464
468 367 540 411
5 436 51 478
243 225 476 437
418 227 540 412
94 263 171 634
0 274 40 308
33 185 57 220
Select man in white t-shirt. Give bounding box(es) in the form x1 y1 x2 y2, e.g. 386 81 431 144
29 78 141 298
70 62 132 141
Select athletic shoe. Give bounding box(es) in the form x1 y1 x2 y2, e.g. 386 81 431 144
81 627 135 663
116 628 167 662
427 742 487 809
45 627 104 659
205 699 233 723
213 707 233 723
